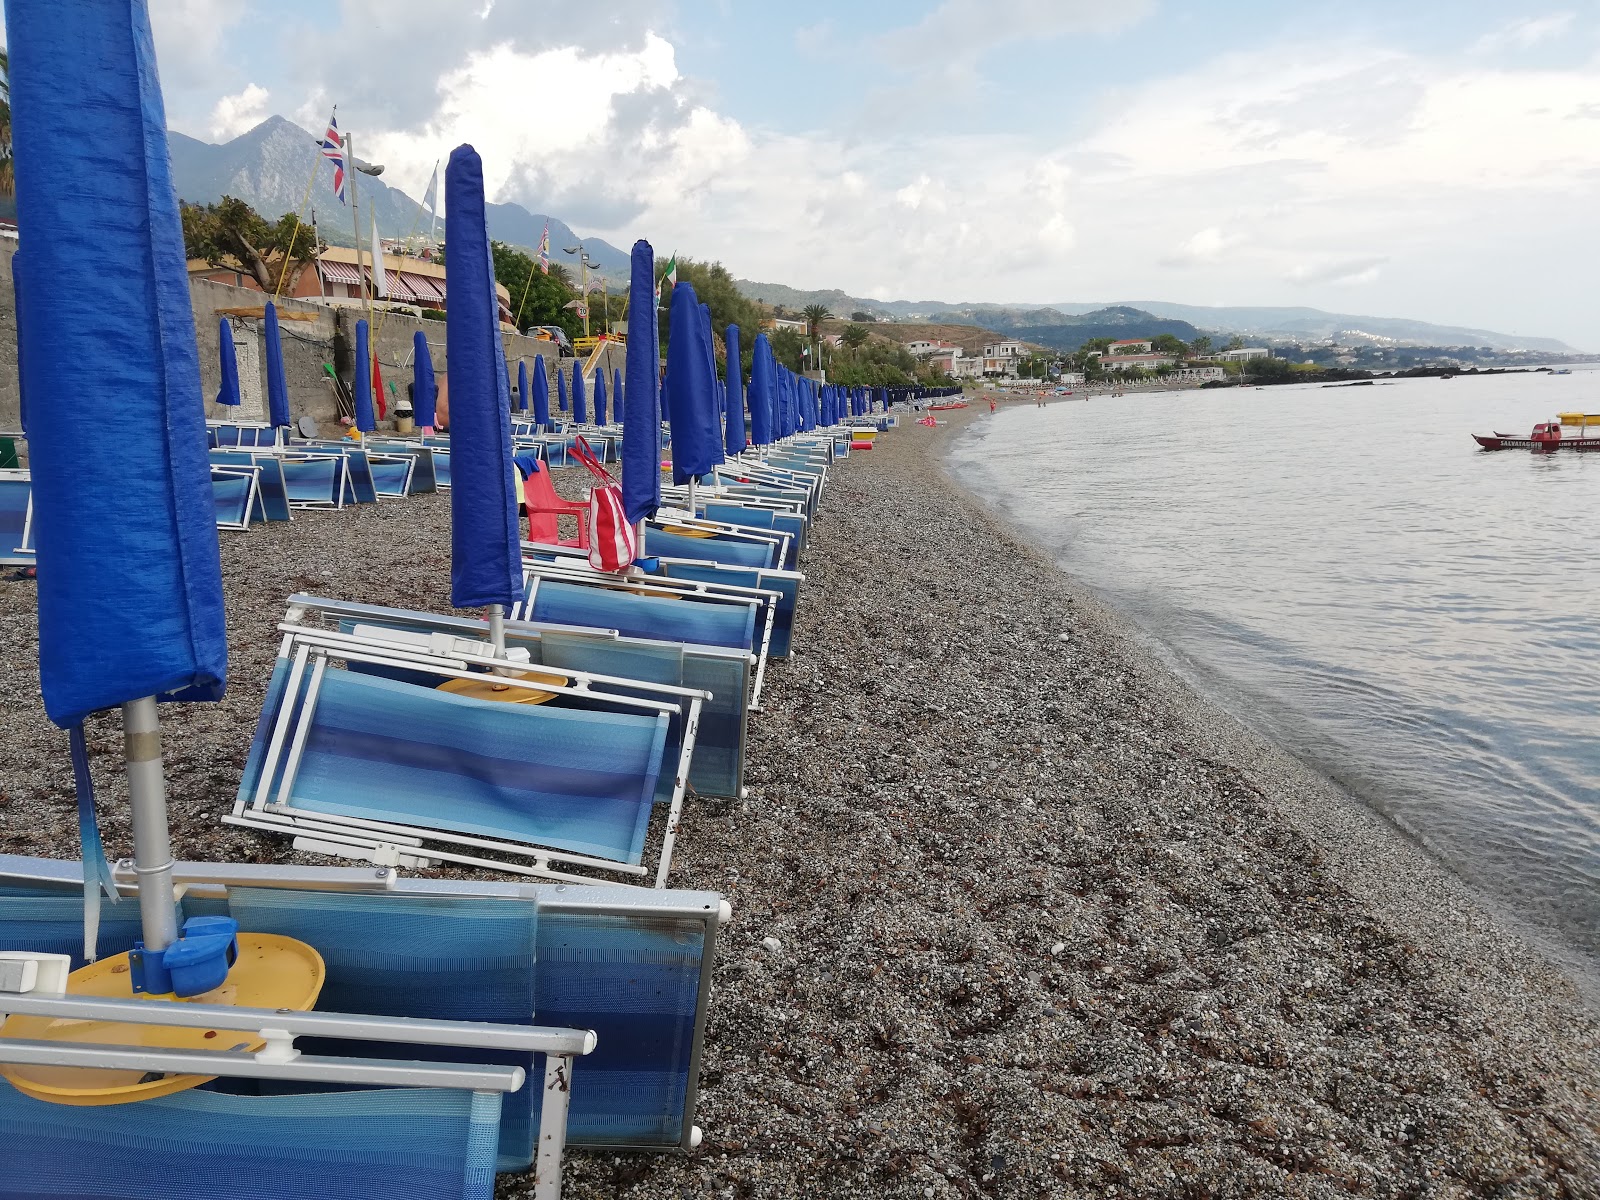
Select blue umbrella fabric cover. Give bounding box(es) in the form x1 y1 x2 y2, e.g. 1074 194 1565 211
412 330 437 429
532 354 551 426
12 0 229 952
517 359 530 413
445 143 525 615
621 240 661 527
748 334 773 446
264 302 292 428
353 319 376 432
614 367 624 424
665 282 724 486
572 363 588 424
594 366 608 426
216 318 241 407
724 324 746 455
557 365 568 411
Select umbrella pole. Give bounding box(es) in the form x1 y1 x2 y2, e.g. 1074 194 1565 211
489 603 506 657
122 696 178 953
687 476 697 518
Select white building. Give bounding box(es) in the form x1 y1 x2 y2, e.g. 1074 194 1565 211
1107 338 1154 355
952 356 983 379
1101 353 1178 372
905 339 962 358
1199 347 1270 362
1171 364 1225 382
981 341 1025 376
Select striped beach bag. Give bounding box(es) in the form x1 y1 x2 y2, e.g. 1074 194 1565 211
572 436 635 572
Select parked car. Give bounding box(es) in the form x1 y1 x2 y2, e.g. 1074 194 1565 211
527 325 573 354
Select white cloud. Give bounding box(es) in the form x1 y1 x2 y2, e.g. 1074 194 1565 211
209 83 270 141
885 0 1154 67
1162 227 1239 267
1470 12 1576 54
1286 255 1388 286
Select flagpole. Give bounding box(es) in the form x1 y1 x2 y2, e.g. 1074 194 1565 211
347 131 378 424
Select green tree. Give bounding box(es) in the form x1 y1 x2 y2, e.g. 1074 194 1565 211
841 323 870 349
801 303 830 361
663 258 768 377
1151 333 1188 356
770 327 806 372
1226 334 1246 351
181 196 324 292
1190 334 1213 356
490 241 579 338
849 310 877 323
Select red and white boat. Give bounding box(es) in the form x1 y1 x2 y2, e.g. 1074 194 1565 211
1474 413 1600 452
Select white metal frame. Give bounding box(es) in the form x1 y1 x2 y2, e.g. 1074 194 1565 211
225 624 708 888
210 464 263 531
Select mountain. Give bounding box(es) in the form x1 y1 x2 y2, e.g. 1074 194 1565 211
733 279 1575 354
961 305 1201 352
168 116 630 275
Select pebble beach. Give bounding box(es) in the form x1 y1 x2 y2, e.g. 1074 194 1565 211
2 410 1598 1197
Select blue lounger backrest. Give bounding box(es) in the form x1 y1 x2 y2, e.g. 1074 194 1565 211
228 887 538 1170
238 665 669 865
659 561 799 659
0 475 34 565
280 457 341 505
212 469 255 527
645 528 776 570
0 890 146 967
0 1083 501 1200
368 457 412 496
704 503 774 529
529 579 756 653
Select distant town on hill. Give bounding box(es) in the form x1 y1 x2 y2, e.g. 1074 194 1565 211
165 116 1583 369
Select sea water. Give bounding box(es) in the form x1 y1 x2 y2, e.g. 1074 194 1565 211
952 370 1600 984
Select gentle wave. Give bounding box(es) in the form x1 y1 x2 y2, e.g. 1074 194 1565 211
952 374 1600 972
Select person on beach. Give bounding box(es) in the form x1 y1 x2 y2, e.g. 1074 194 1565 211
989 398 997 414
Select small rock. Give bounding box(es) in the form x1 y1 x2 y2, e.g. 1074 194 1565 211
761 936 783 954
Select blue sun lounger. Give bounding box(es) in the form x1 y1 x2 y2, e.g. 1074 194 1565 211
276 595 751 802
0 856 726 1157
227 618 709 885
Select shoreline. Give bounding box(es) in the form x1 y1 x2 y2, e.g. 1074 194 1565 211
1 419 1597 1195
943 403 1600 1009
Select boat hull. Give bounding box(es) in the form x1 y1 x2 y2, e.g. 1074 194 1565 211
1473 433 1600 451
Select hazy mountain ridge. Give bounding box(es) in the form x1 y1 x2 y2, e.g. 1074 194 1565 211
168 116 631 275
735 280 1575 353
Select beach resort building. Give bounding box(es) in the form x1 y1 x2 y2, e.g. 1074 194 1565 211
1198 347 1271 362
980 341 1025 376
904 339 962 358
763 316 809 334
1100 353 1178 372
1108 338 1154 355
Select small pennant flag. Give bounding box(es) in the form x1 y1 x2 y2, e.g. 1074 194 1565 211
370 211 388 298
537 219 550 275
422 160 440 238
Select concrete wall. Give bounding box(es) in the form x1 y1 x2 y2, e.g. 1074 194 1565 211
0 252 626 438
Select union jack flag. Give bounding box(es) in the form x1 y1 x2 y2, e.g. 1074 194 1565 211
320 110 347 205
537 219 550 275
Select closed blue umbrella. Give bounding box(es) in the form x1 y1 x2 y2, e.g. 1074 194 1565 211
532 354 550 427
557 365 568 411
614 367 624 423
412 330 437 430
445 143 525 640
594 364 608 426
264 302 291 429
572 363 588 424
13 0 227 955
665 281 723 486
724 324 746 455
748 333 773 446
517 359 529 413
216 318 240 407
353 319 376 432
621 239 660 528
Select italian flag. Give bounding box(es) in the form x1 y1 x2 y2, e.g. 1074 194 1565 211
658 254 677 306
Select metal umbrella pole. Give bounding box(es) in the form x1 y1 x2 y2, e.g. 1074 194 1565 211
123 696 178 951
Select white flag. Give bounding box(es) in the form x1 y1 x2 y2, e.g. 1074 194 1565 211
422 160 440 239
370 211 388 298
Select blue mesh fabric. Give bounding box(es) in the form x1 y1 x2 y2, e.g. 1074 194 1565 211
645 528 776 570
530 580 756 652
279 458 340 504
0 476 34 564
271 669 668 865
704 503 774 530
228 888 538 1171
212 472 253 526
369 459 412 496
662 562 799 659
537 909 705 1146
0 1082 501 1199
0 891 145 968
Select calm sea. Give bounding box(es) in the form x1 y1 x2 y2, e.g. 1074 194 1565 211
952 370 1600 984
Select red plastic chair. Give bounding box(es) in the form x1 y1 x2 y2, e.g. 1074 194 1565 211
523 461 589 548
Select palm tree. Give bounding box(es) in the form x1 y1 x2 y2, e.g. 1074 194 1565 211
841 323 869 350
0 48 12 200
801 303 829 367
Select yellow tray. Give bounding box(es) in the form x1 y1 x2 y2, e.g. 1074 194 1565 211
438 668 568 705
0 934 324 1106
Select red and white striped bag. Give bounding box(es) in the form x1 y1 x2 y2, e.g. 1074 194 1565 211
571 436 635 573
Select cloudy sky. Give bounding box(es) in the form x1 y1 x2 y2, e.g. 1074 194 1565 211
61 3 1600 343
